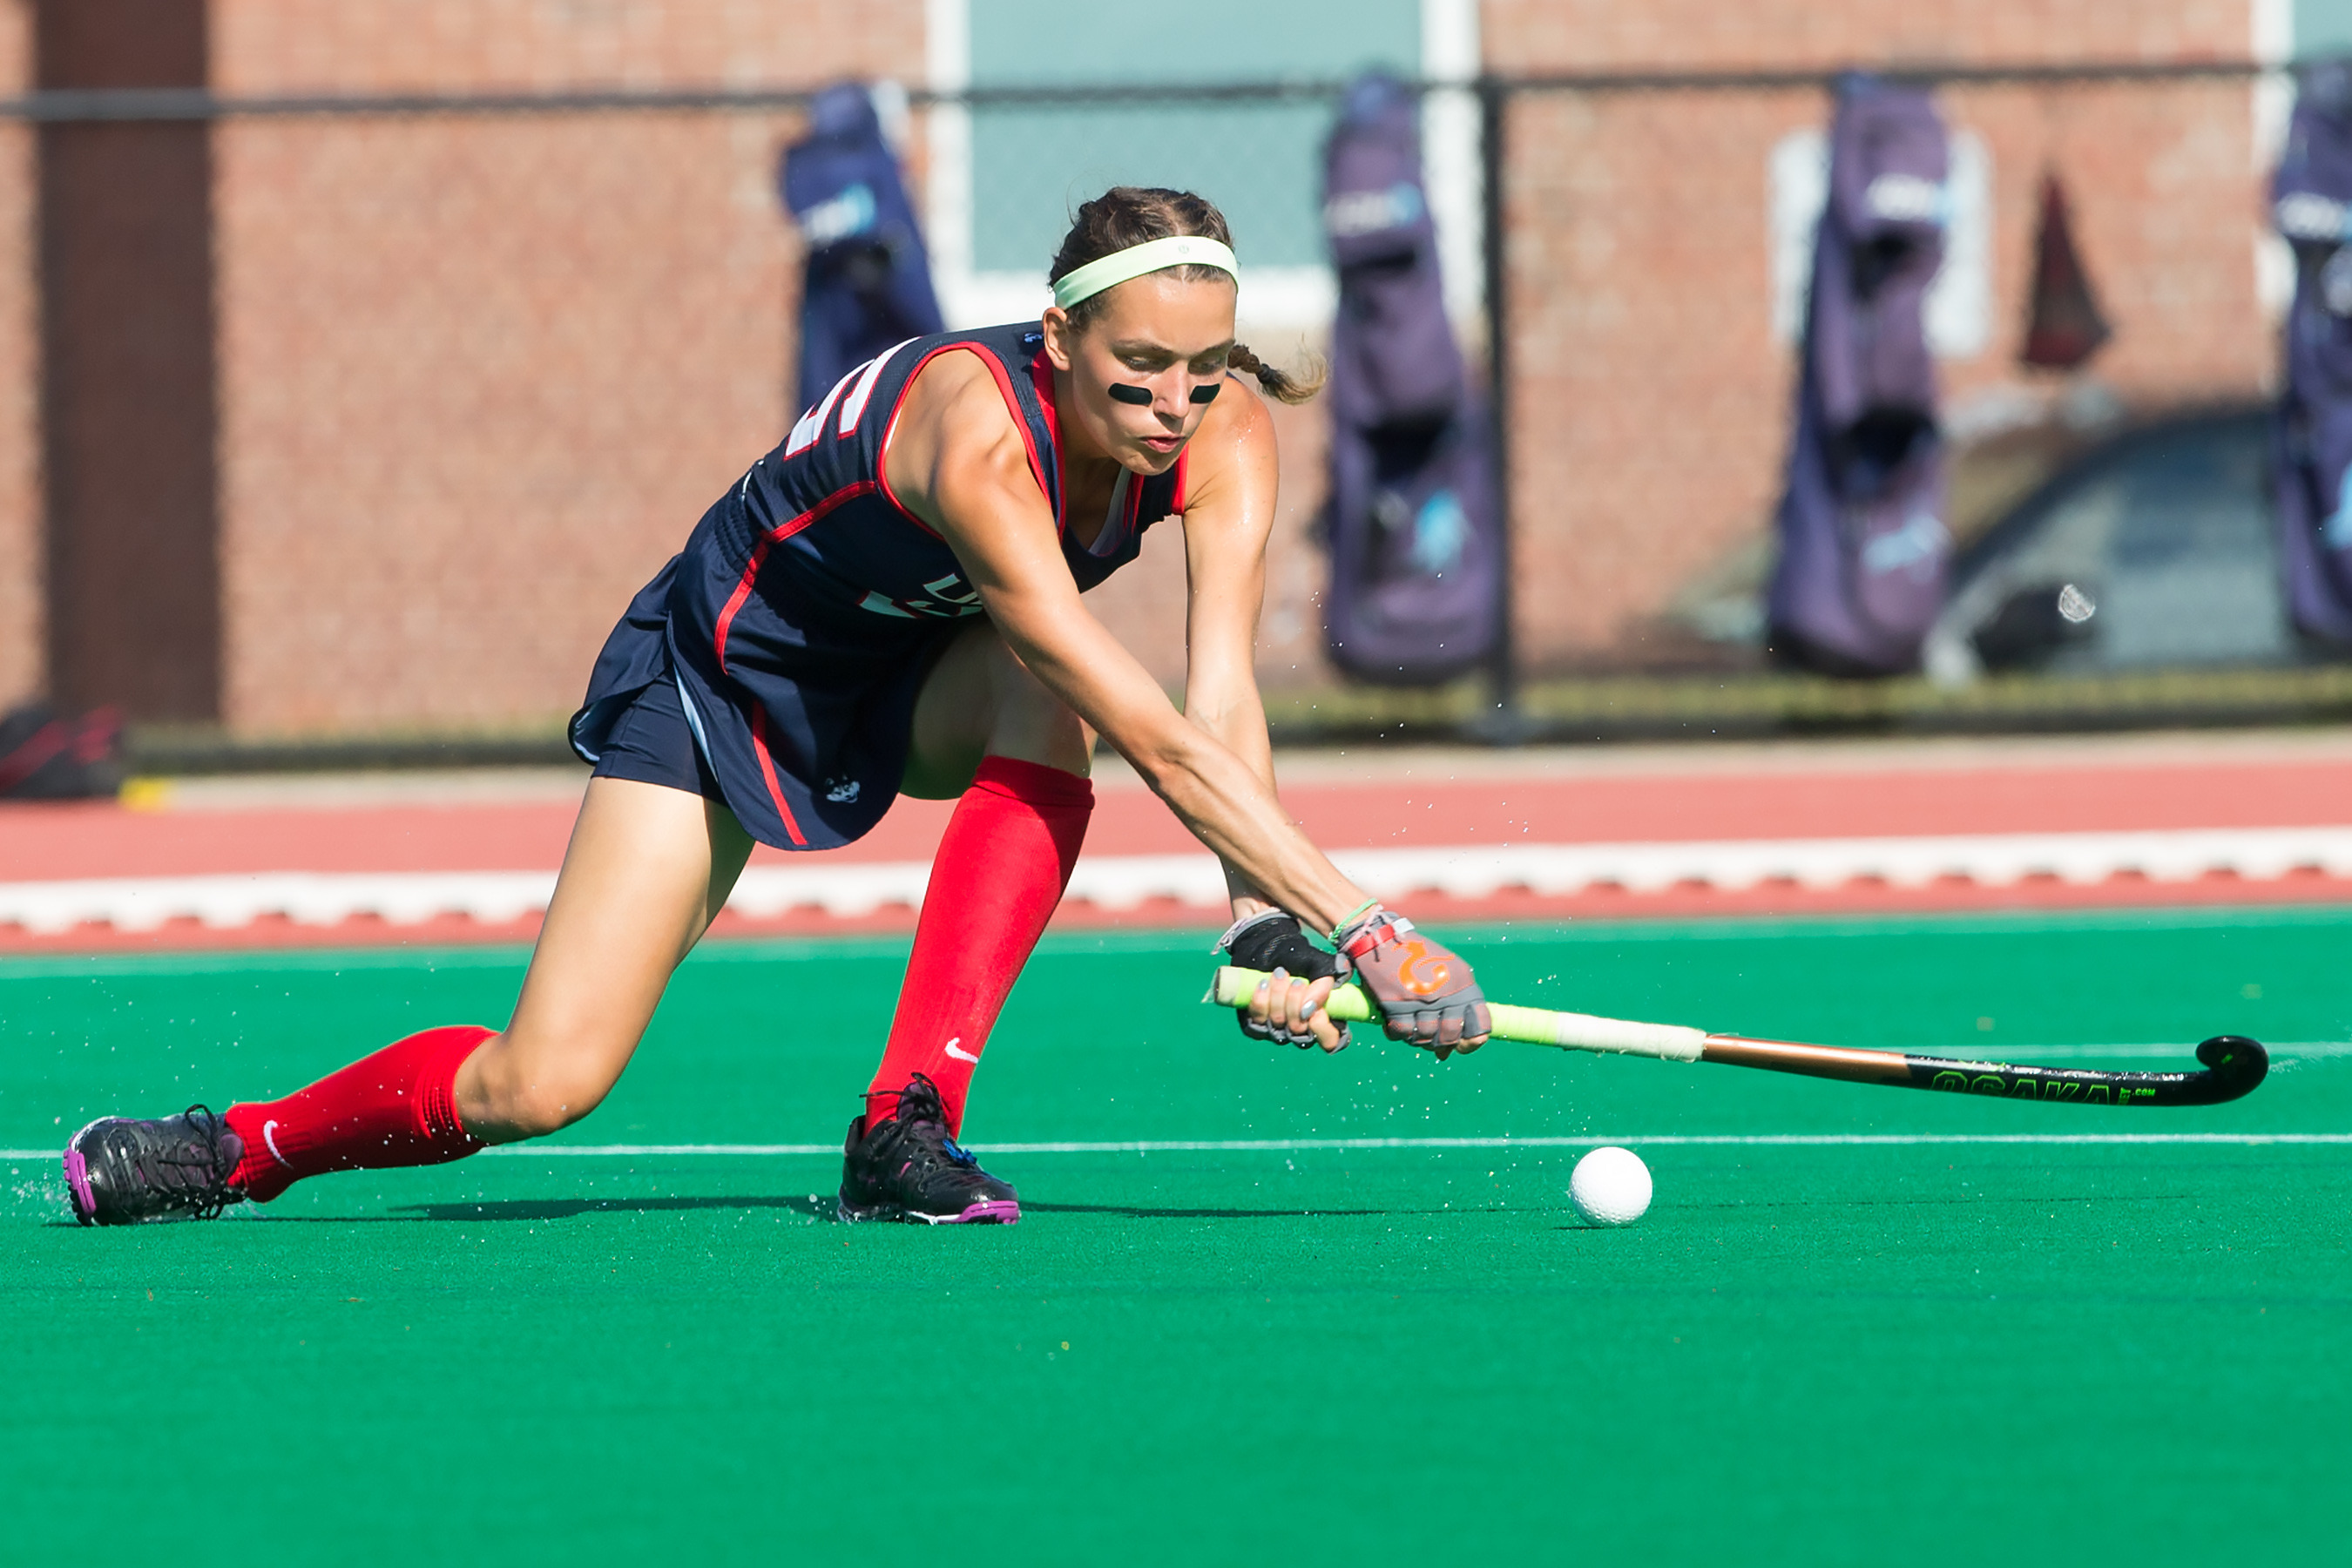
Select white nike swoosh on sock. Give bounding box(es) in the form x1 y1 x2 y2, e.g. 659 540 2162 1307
943 1039 981 1064
262 1119 292 1167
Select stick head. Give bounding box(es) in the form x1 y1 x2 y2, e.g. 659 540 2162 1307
2191 1036 2268 1104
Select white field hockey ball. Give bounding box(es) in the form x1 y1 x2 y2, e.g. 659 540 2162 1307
1570 1146 1652 1227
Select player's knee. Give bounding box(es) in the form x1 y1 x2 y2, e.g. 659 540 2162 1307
495 1073 611 1139
471 1049 618 1139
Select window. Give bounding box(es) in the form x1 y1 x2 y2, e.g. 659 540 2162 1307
2294 0 2352 58
924 0 1482 328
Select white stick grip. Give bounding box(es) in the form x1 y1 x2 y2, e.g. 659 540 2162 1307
1209 967 1707 1062
1511 1005 1707 1061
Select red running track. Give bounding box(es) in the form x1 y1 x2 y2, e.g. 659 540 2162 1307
2 737 2349 950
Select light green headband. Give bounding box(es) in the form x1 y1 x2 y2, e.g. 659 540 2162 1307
1050 234 1240 311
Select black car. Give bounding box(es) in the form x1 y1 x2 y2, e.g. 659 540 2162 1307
1923 406 2308 679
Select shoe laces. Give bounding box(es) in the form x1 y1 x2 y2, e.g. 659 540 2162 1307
155 1105 242 1218
861 1073 991 1183
865 1071 955 1132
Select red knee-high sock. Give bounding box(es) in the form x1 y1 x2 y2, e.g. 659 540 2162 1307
865 756 1092 1137
224 1024 494 1203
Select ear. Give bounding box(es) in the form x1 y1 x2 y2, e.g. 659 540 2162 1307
1040 306 1078 372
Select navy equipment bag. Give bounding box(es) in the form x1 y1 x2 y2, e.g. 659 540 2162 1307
2272 59 2352 649
1767 77 1952 675
780 83 944 411
1320 74 1502 685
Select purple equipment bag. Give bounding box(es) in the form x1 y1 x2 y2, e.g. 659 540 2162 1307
1767 77 1952 675
1321 74 1502 685
781 83 944 412
2272 59 2352 649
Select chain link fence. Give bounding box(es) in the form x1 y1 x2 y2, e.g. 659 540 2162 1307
3 57 2326 754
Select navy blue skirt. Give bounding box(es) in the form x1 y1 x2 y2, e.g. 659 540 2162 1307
569 543 962 853
585 676 724 802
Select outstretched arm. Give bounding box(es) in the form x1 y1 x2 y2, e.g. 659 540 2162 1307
885 352 1487 1052
1172 381 1285 916
1171 388 1363 1051
892 356 1361 930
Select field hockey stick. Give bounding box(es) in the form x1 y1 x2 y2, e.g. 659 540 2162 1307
1206 967 2267 1107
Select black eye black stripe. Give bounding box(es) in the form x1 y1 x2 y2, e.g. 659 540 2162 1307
1107 379 1223 407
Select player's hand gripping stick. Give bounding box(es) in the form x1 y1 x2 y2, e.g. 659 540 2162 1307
1330 907 1491 1058
1216 910 1349 1051
1204 968 2269 1107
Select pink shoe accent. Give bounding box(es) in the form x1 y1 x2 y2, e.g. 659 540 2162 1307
61 1137 97 1226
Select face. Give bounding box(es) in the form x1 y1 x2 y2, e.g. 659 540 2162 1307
1041 270 1238 475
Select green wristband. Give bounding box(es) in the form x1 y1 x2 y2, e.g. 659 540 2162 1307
1328 898 1382 945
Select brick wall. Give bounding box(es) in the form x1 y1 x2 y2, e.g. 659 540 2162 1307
0 2 36 711
3 2 2288 734
212 0 924 94
1484 0 2268 667
208 0 923 735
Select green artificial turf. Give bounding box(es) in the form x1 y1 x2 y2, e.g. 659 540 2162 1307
4 907 2348 1564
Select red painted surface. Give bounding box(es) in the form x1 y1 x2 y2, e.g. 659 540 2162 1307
1 749 2348 951
1312 763 2352 843
3 865 2346 957
4 753 2349 880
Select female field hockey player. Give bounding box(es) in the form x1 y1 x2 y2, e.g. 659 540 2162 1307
64 186 1490 1228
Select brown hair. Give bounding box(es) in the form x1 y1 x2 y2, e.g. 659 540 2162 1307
1048 186 1325 405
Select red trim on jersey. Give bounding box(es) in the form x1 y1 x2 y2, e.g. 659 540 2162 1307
1026 349 1065 538
1168 449 1188 519
747 704 808 848
877 343 1054 539
778 481 879 540
713 481 880 672
713 540 773 674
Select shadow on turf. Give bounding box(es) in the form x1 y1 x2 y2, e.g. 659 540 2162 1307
391 1195 831 1222
1023 1200 1387 1220
385 1188 2192 1227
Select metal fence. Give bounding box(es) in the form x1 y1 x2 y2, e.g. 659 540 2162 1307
2 56 2301 747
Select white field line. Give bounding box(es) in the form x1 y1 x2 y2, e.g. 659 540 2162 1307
3 825 2352 934
9 1132 2349 1163
481 1133 2352 1153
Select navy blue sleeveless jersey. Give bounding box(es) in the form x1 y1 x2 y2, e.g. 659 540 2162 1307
570 321 1188 851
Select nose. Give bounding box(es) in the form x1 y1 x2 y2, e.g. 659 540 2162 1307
1109 370 1205 417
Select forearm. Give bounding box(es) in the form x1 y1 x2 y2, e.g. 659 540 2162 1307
1126 718 1362 936
981 573 1358 930
1187 681 1274 790
1184 679 1281 915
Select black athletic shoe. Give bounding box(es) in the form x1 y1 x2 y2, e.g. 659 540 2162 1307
837 1074 1019 1225
63 1105 247 1226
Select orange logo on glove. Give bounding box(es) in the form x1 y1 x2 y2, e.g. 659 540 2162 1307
1395 938 1450 997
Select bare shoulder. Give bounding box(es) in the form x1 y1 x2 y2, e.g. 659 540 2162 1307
893 347 1018 455
1200 373 1277 449
1181 375 1280 508
885 346 1037 524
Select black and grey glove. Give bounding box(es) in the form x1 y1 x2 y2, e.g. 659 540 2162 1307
1216 909 1350 1051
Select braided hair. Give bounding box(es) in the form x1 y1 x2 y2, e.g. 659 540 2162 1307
1047 186 1326 405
